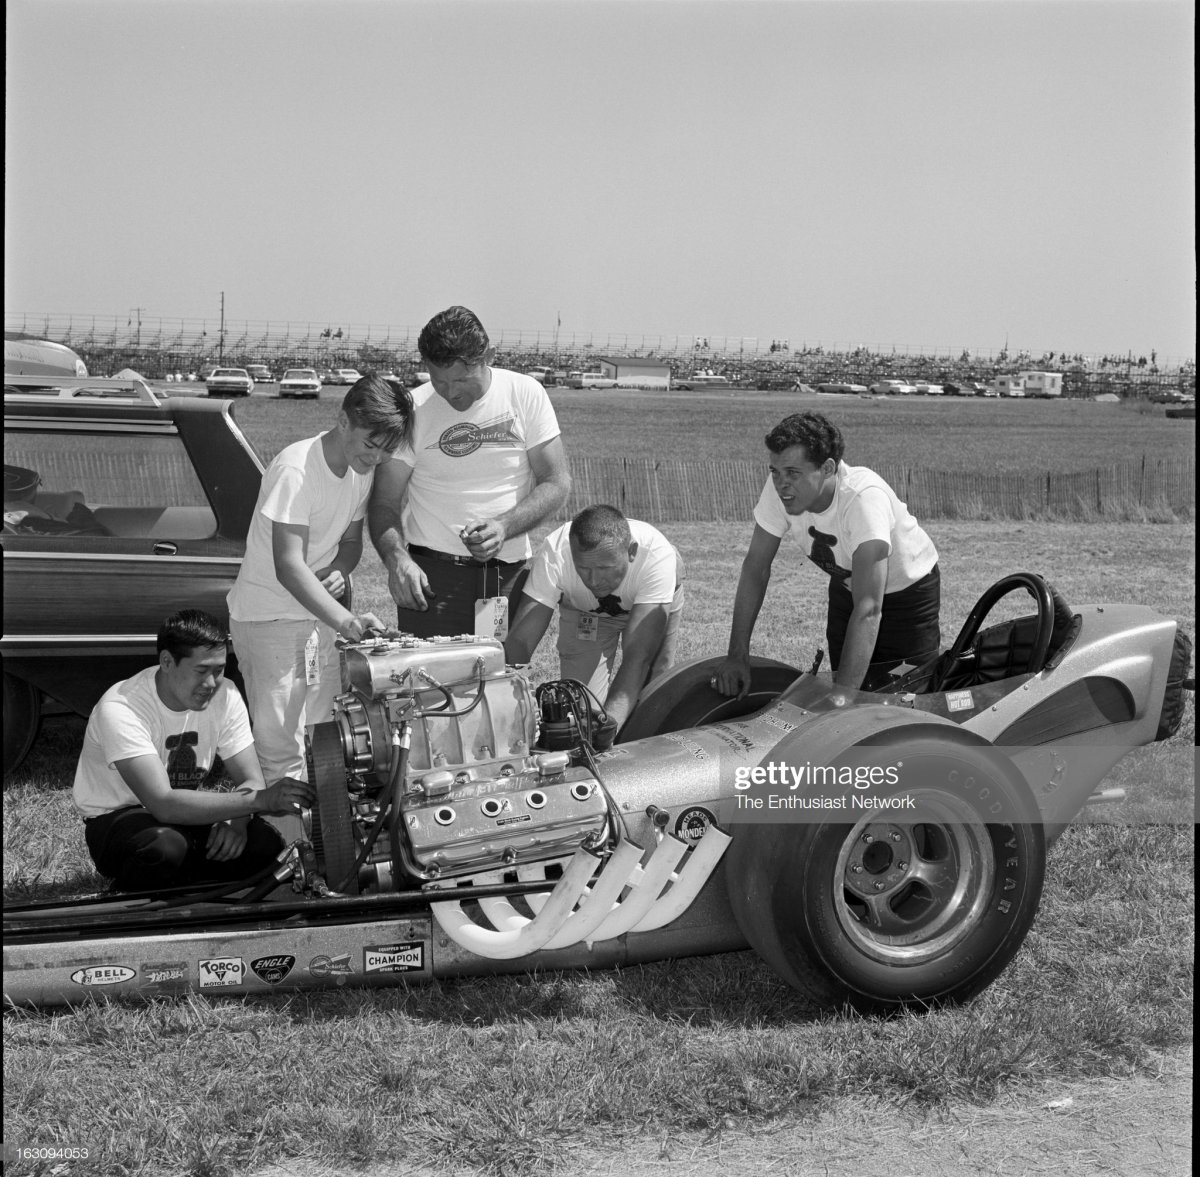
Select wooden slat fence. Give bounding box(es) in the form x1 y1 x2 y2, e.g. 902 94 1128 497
559 455 1195 522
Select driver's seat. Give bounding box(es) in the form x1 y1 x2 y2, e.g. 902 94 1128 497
933 577 1079 692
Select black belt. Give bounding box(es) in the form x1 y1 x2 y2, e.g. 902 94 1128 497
408 543 525 569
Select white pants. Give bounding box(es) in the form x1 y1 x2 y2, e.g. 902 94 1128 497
230 617 341 785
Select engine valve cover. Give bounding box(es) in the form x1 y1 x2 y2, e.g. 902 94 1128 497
403 767 607 873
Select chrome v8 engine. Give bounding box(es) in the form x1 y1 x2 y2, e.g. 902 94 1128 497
307 634 610 892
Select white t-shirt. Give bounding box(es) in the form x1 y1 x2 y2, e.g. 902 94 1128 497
228 433 373 622
753 462 937 592
391 369 561 562
73 668 255 818
525 519 682 615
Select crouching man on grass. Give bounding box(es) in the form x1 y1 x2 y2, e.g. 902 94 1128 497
73 609 314 892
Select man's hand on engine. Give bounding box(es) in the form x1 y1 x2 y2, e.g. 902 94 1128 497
255 776 315 816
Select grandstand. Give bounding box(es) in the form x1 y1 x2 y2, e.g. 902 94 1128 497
4 311 1194 398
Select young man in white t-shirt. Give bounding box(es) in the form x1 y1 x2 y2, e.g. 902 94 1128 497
713 412 940 695
74 610 314 892
505 505 684 736
228 375 412 787
368 306 571 638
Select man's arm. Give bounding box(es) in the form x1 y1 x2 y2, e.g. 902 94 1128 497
272 522 387 640
461 436 571 560
312 519 365 604
367 460 432 611
835 540 889 689
713 525 782 698
504 595 555 665
604 602 670 729
112 754 312 827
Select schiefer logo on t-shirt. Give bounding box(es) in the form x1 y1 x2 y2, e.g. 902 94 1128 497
431 416 522 458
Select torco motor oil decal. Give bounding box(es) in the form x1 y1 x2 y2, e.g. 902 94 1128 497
674 807 716 843
70 965 135 986
364 942 424 974
250 955 296 985
198 957 245 988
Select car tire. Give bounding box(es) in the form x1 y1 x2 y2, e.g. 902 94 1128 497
725 721 1045 1012
617 655 801 743
307 721 361 894
2 671 41 776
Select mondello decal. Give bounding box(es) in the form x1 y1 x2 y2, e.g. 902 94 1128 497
431 418 522 457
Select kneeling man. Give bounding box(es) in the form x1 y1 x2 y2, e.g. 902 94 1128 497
505 505 684 731
73 609 315 892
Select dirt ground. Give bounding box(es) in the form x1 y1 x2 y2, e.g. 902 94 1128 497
252 1045 1191 1177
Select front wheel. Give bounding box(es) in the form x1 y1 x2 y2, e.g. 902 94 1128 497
726 728 1045 1012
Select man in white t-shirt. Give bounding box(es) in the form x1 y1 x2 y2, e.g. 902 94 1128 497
506 505 684 735
228 375 412 787
369 306 571 638
713 411 940 695
74 610 314 892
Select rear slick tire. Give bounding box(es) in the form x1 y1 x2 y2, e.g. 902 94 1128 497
726 728 1045 1013
3 672 40 777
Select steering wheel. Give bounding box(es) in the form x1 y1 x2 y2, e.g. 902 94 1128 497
930 572 1057 693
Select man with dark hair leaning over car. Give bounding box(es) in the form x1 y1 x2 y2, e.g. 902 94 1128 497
368 305 571 638
713 411 940 696
228 375 412 793
505 504 685 741
73 609 315 892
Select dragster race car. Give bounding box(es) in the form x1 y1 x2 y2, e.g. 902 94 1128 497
4 573 1192 1011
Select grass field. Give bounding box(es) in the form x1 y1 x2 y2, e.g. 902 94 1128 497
3 389 1194 1177
226 384 1195 473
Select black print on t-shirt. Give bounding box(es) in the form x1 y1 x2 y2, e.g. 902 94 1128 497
807 526 851 583
166 730 203 790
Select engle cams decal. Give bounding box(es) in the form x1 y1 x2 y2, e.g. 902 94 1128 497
70 965 135 987
251 955 296 985
364 942 424 974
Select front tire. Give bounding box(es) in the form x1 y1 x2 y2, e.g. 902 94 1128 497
618 655 801 742
726 727 1045 1012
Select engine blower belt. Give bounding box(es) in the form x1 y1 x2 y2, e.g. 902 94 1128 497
307 721 361 895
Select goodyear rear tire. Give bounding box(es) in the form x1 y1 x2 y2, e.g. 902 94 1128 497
618 655 801 743
307 721 361 895
726 727 1045 1012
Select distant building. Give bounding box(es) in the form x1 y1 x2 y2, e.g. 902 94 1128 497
597 356 673 389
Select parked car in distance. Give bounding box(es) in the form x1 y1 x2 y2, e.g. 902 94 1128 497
2 374 264 774
245 364 273 385
327 368 363 386
205 367 254 397
1149 388 1187 404
526 366 555 385
913 382 945 396
944 381 988 396
869 379 917 395
565 371 619 389
794 382 820 395
277 368 323 399
816 381 868 395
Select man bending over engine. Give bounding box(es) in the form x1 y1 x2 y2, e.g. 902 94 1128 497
73 610 314 892
713 411 940 695
505 505 684 733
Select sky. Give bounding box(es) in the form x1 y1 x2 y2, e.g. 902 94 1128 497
5 0 1195 362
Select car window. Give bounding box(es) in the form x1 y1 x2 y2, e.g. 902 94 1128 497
4 429 217 539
